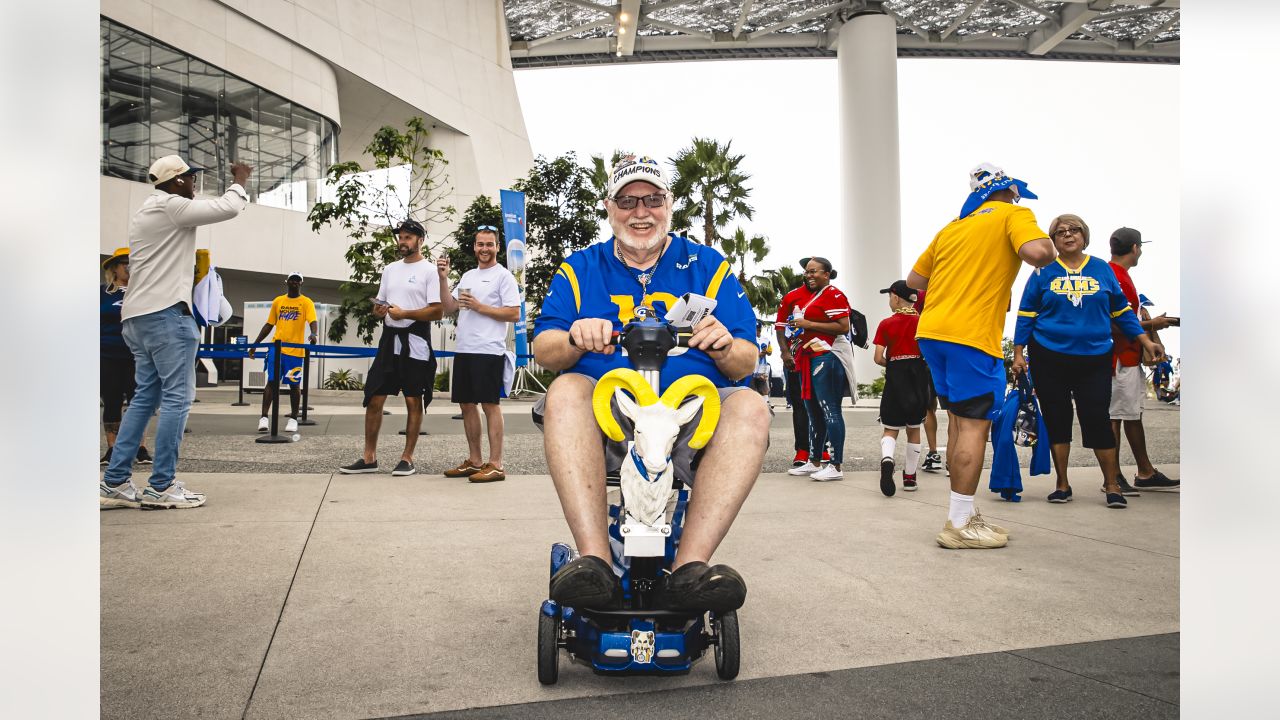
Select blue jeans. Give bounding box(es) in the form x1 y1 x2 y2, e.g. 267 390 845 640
103 304 199 490
805 352 846 464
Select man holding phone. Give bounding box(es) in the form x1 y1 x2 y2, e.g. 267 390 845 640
1108 227 1179 492
338 219 442 477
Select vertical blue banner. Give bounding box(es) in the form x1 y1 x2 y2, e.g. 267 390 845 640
500 189 529 367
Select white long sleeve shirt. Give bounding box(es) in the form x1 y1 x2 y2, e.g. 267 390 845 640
122 185 248 322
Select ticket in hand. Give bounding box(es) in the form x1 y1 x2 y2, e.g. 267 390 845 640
664 292 718 329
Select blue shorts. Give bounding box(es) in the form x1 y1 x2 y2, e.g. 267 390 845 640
917 339 1006 420
266 350 304 387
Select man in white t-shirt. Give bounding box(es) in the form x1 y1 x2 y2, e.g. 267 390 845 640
338 219 443 477
437 226 521 483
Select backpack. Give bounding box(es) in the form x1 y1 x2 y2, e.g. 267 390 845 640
848 308 869 349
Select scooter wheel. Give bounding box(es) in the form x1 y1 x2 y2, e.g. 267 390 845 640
537 610 560 685
713 610 740 680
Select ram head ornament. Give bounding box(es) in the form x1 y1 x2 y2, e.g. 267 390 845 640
591 368 721 526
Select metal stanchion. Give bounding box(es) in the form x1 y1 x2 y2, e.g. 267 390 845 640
231 350 249 406
256 340 292 443
298 345 316 426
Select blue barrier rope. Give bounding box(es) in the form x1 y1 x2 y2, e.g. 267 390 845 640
198 341 535 361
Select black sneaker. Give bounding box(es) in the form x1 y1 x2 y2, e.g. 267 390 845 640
1133 471 1179 490
549 555 618 609
902 472 917 492
1105 492 1128 509
1115 474 1139 496
879 457 896 497
921 451 942 473
100 447 112 467
135 446 153 465
338 458 379 474
655 561 747 613
1047 488 1073 503
391 460 416 477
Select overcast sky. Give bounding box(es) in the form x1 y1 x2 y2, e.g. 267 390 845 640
513 57 1180 359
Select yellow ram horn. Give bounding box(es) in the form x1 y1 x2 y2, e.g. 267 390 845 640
659 375 721 450
592 368 658 441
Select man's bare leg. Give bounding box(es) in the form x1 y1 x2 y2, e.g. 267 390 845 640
362 395 386 463
402 396 422 462
948 415 990 496
543 374 610 561
924 408 938 454
1050 442 1072 492
460 402 483 465
675 391 770 568
1122 419 1158 478
482 402 504 467
1096 446 1123 494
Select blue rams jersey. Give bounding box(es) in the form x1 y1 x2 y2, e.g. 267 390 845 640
1014 255 1144 356
534 234 756 391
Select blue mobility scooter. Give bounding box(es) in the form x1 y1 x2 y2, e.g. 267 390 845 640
537 312 741 684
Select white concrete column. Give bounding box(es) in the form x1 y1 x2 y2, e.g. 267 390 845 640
837 11 901 388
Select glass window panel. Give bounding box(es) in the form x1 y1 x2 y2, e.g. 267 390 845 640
104 25 150 182
292 106 321 207
149 45 186 163
258 93 298 210
186 59 224 195
223 78 259 200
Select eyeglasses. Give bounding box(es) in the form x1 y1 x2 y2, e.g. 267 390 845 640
477 225 498 232
1051 226 1084 239
611 193 667 210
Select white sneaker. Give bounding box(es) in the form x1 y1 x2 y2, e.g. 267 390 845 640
257 416 269 432
285 417 298 433
787 461 820 476
100 481 141 510
811 465 844 482
140 481 207 510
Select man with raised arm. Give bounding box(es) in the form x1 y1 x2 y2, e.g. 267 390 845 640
907 163 1057 549
532 156 770 612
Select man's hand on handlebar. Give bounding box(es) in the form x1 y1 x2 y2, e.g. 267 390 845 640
568 318 617 354
688 316 733 358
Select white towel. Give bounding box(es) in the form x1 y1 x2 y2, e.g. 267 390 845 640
193 266 231 326
502 350 516 396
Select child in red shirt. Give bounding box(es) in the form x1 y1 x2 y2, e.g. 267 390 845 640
873 281 934 496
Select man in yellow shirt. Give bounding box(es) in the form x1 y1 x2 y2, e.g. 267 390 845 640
907 164 1056 549
249 272 318 433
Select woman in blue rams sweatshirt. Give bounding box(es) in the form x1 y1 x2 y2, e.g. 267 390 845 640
1012 214 1164 509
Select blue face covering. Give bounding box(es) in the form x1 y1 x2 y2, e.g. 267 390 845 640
959 175 1038 219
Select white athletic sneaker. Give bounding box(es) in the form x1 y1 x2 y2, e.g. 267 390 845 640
810 465 844 482
257 416 269 432
140 481 207 510
787 461 820 476
99 481 141 510
285 417 299 433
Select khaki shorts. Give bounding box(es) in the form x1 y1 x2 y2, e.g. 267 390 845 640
1109 364 1145 421
532 373 756 487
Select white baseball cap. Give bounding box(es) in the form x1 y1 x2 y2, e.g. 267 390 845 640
148 155 204 185
607 155 670 197
287 271 304 282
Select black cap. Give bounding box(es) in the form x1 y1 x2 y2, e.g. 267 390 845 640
799 256 837 279
880 280 918 303
395 219 426 237
1109 227 1148 254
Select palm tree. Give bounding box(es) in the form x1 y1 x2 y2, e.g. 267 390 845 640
668 138 753 246
588 150 631 220
720 226 770 283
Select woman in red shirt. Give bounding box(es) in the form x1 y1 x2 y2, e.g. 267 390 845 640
782 257 852 481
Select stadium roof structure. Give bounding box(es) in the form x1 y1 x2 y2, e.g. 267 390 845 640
506 0 1180 67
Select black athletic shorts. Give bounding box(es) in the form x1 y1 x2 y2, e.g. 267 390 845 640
372 354 435 398
451 352 505 404
879 357 932 428
1027 339 1115 449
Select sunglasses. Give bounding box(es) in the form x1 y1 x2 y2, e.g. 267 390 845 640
477 224 499 232
611 193 667 210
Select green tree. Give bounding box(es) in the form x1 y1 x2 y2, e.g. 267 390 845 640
514 153 600 319
668 138 754 246
748 265 804 319
588 149 631 220
444 194 504 283
721 226 769 283
307 117 454 343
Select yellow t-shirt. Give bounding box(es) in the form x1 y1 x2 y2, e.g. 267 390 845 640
912 201 1047 358
268 294 318 358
